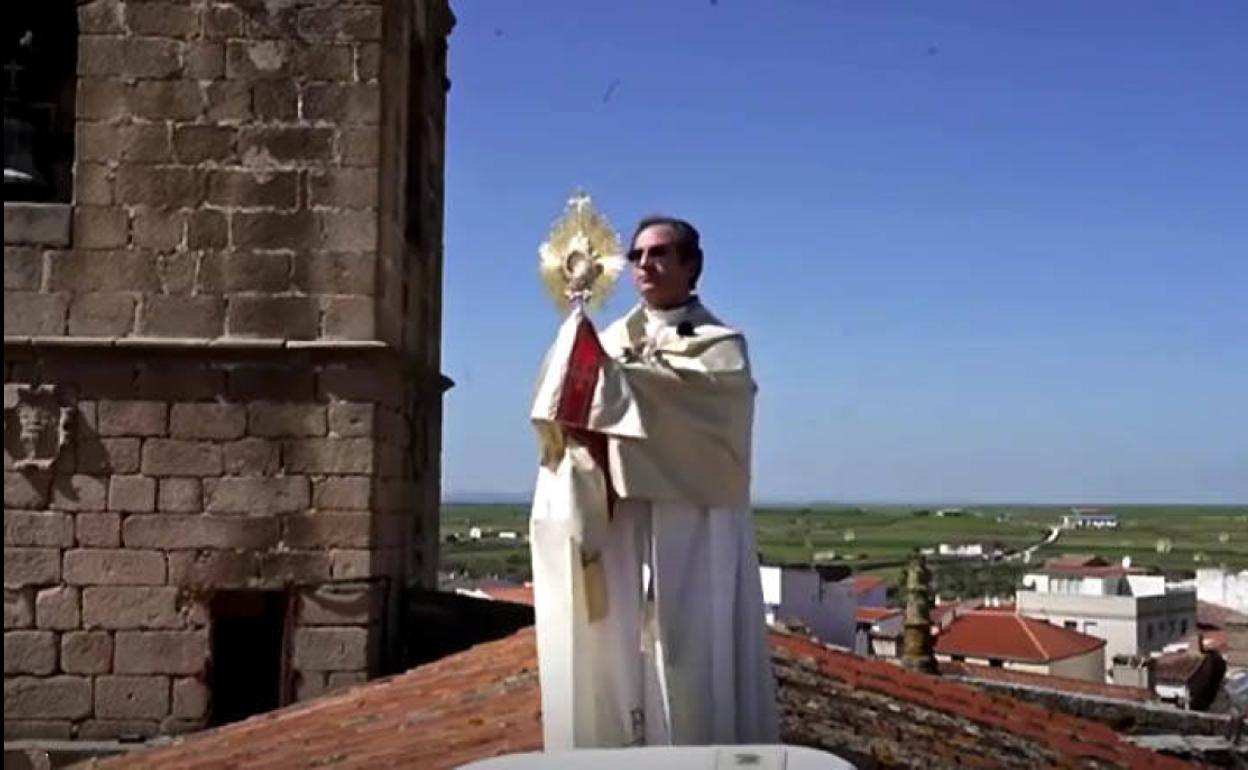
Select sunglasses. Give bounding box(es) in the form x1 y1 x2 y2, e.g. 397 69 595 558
626 243 678 263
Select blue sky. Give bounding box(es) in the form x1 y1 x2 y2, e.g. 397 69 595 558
441 2 1247 505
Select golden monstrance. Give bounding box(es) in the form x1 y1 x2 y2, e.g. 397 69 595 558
538 192 624 314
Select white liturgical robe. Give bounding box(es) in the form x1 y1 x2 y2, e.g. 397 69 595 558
529 298 779 749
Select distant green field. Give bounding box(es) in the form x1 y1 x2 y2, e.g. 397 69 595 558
439 502 1248 594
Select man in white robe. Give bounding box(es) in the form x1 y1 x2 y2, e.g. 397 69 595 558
529 216 779 749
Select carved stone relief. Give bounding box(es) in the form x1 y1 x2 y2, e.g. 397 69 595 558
4 384 73 471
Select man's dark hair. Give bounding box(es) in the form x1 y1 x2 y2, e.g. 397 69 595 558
629 215 703 290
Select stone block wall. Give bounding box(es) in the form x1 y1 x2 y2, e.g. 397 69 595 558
4 0 452 742
3 350 427 739
6 0 397 341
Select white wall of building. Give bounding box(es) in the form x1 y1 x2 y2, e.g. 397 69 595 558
936 646 1104 683
759 566 857 648
1125 574 1166 598
1049 647 1107 682
1016 589 1196 665
857 583 888 608
1197 568 1248 612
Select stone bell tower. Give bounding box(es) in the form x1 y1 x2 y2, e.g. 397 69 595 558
4 0 453 740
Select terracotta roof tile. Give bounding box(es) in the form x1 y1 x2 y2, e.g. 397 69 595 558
851 575 886 595
935 610 1105 664
480 584 535 606
855 606 900 623
93 625 1195 770
1197 599 1248 628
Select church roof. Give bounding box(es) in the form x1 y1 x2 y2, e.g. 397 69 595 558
91 625 1191 770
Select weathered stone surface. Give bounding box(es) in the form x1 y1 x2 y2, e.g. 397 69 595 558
3 676 92 719
4 548 60 587
3 719 73 739
3 247 41 291
294 670 326 702
46 250 158 293
313 476 371 509
3 510 73 547
298 583 381 626
75 437 141 475
50 474 109 511
141 440 223 477
4 630 57 674
327 403 375 438
68 293 136 336
222 438 279 476
78 719 160 740
108 475 157 512
226 295 318 339
283 438 374 474
62 630 113 674
64 548 166 586
167 550 256 587
172 677 209 719
258 551 331 584
326 671 367 691
5 473 52 510
247 403 327 437
170 403 246 440
5 588 33 629
292 626 369 671
157 478 202 512
321 296 375 339
138 295 224 338
283 512 371 548
75 513 122 548
115 631 209 675
35 585 80 630
98 401 167 437
205 475 310 514
330 549 375 581
7 264 74 314
95 675 169 719
123 515 277 550
132 210 184 250
82 586 180 629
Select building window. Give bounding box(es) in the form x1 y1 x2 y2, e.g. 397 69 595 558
1146 623 1153 641
4 4 77 203
1180 619 1188 635
989 658 1004 668
1063 620 1077 630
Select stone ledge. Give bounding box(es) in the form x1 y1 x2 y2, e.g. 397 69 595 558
3 203 72 247
4 336 391 352
2 336 453 391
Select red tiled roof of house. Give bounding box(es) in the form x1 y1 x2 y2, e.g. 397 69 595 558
940 660 1155 703
934 610 1104 664
1197 599 1248 628
93 624 1194 770
851 575 886 595
1153 651 1211 686
480 584 535 606
1224 627 1248 668
854 606 900 624
91 629 544 770
771 632 1192 770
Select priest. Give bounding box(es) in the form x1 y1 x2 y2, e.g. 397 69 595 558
529 215 779 749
